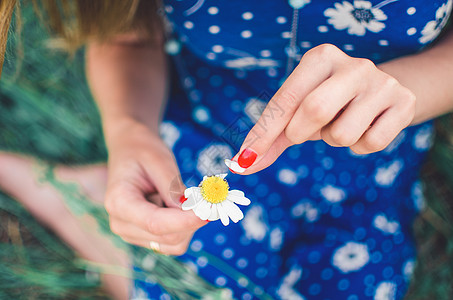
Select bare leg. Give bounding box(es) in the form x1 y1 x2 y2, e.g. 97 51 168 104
0 152 130 300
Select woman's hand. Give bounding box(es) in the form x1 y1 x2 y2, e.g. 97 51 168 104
104 120 207 255
229 44 416 175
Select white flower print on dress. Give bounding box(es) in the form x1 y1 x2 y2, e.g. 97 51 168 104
419 0 453 44
373 213 400 234
291 199 320 222
197 144 233 176
276 265 305 300
332 242 370 273
411 181 426 212
413 125 434 151
403 259 415 281
270 226 285 251
320 184 347 203
374 281 397 300
223 47 280 70
241 205 268 242
159 121 181 149
324 1 391 36
374 159 403 187
244 98 266 123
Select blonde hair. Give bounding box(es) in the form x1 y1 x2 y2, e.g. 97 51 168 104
0 0 160 78
0 0 17 77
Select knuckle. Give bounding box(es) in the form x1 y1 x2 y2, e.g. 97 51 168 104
303 43 338 61
363 131 388 152
382 76 399 89
148 219 163 235
315 43 338 56
354 58 375 73
329 125 356 146
350 145 369 155
284 124 303 145
303 95 331 124
277 89 300 108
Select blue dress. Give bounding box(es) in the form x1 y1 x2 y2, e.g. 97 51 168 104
134 0 452 299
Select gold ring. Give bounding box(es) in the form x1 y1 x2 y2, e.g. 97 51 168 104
149 241 161 253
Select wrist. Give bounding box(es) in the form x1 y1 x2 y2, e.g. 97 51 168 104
103 116 160 148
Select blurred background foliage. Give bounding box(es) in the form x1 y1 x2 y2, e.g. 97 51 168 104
1 1 453 299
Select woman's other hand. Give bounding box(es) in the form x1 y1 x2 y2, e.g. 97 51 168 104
230 44 416 175
105 120 207 255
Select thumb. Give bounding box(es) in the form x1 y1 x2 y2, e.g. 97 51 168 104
142 151 186 208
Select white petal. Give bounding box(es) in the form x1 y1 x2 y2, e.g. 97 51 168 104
324 7 338 17
348 23 366 36
217 203 230 226
366 20 385 33
184 187 200 198
194 200 212 220
342 1 354 11
222 200 244 223
208 204 220 221
372 9 387 21
218 173 228 179
227 190 251 206
327 15 355 30
224 159 246 173
182 195 200 210
354 1 371 9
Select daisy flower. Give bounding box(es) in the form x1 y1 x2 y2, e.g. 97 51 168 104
181 174 251 226
419 0 452 44
332 241 370 273
324 1 388 36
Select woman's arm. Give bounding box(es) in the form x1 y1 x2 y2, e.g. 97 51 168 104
379 27 453 125
85 31 167 142
85 32 206 255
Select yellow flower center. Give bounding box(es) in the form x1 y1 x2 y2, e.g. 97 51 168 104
200 176 229 204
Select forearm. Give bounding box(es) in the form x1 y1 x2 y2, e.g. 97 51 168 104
379 27 453 125
85 32 168 146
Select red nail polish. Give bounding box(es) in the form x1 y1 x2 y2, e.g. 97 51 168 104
238 148 257 168
179 195 187 204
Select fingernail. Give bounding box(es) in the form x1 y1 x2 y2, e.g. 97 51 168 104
179 195 187 204
238 148 257 168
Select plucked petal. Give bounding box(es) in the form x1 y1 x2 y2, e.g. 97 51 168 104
227 190 251 206
224 159 246 173
217 203 230 226
194 200 212 220
222 200 244 223
208 204 220 221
